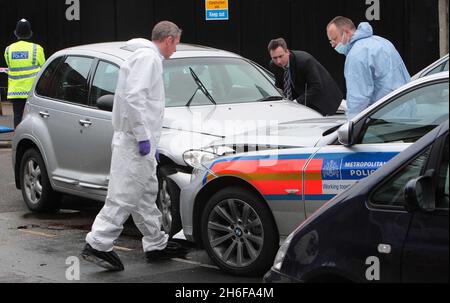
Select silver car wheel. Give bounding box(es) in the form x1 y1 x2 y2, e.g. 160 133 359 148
23 159 43 205
207 199 264 268
160 179 173 234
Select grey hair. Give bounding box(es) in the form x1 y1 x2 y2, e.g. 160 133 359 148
152 21 182 42
327 16 356 31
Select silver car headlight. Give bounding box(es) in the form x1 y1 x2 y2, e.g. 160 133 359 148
183 150 218 170
273 232 295 271
183 146 235 169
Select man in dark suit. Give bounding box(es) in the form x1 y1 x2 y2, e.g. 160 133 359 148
268 38 343 116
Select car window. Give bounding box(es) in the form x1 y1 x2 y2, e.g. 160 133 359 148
163 57 281 107
35 56 64 97
50 56 94 105
89 61 119 107
444 59 449 72
361 82 449 144
424 62 446 77
370 147 431 208
437 135 449 209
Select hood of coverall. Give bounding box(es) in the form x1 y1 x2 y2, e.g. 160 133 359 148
125 38 163 58
345 22 374 55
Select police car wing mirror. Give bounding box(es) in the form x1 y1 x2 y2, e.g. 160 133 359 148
337 121 355 147
97 94 114 112
404 174 436 213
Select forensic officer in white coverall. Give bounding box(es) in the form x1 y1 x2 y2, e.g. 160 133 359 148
81 21 185 271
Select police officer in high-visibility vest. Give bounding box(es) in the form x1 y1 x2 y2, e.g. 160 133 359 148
4 19 45 128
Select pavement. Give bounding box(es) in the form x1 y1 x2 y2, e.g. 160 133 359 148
0 101 14 149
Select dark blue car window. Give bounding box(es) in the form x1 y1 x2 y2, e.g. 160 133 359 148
371 147 431 208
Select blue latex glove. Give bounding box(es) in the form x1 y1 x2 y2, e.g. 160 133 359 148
155 149 160 162
138 140 151 156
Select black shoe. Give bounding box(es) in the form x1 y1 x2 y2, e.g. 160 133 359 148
81 243 124 271
145 241 189 262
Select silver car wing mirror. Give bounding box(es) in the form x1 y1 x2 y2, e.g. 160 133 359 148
97 94 114 112
337 121 354 146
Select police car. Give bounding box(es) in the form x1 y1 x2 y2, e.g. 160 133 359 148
179 71 449 276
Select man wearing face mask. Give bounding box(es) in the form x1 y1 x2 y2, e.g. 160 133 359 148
326 17 410 119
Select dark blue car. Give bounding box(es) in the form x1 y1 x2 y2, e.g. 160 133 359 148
264 120 449 283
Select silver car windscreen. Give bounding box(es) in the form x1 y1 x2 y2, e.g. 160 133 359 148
162 57 282 107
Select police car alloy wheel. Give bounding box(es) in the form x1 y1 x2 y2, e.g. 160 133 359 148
201 187 278 276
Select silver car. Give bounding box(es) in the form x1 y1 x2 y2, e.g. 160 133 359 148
12 42 324 236
180 72 449 276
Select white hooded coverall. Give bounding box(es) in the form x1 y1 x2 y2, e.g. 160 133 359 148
86 38 168 252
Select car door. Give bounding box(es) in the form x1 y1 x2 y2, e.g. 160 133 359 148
304 79 449 217
33 55 95 189
402 133 449 282
76 59 119 196
364 143 434 282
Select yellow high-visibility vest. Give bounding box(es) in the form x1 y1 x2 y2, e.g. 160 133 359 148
4 41 46 99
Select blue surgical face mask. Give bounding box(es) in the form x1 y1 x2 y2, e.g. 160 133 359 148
335 32 350 55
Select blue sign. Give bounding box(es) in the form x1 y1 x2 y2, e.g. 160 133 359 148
206 9 229 20
206 0 229 21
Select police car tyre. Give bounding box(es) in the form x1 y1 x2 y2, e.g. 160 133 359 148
201 187 278 276
19 149 60 212
157 166 182 237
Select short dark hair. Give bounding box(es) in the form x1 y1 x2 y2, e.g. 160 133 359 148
327 16 356 31
268 38 288 53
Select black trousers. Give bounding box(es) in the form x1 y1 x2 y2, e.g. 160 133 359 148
10 99 27 128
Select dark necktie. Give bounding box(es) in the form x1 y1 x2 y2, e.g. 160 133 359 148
283 67 292 100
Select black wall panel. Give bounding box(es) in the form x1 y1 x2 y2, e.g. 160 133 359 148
116 0 154 41
195 0 241 54
240 0 291 69
153 1 197 43
80 0 116 44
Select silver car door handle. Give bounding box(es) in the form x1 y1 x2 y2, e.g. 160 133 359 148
39 111 50 119
79 119 92 127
